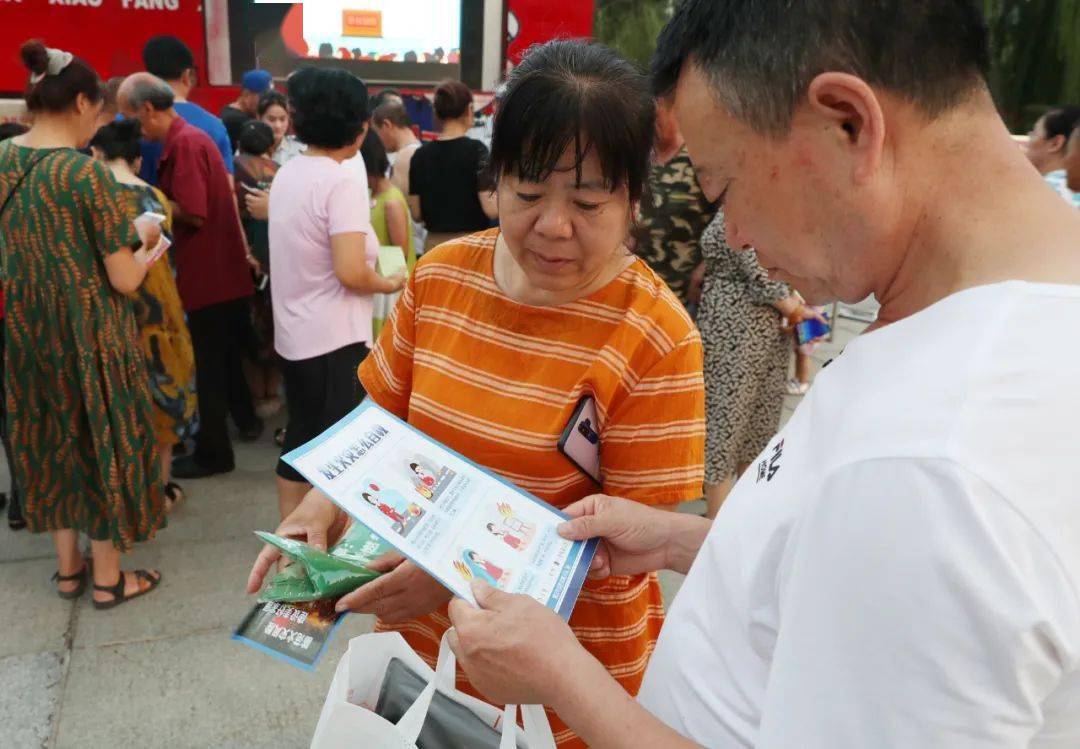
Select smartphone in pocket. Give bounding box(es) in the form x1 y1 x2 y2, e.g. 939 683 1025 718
557 396 601 484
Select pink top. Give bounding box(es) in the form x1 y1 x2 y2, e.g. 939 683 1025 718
269 154 378 360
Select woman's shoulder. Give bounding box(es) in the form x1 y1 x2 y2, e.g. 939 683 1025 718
414 228 497 273
611 258 700 347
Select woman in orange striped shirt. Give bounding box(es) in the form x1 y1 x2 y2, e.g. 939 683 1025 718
248 40 704 747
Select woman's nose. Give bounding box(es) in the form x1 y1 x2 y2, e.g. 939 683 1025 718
534 204 574 240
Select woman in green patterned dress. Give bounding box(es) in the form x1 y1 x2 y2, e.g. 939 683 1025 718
0 41 164 608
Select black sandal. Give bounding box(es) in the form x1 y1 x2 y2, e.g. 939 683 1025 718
52 563 90 600
92 569 162 610
163 481 185 513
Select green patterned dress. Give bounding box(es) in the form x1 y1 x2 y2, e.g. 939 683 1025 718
0 143 164 551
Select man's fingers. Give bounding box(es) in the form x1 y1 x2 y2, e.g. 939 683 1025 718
470 579 510 609
560 495 602 520
246 544 282 594
446 625 461 657
587 546 612 579
557 513 604 541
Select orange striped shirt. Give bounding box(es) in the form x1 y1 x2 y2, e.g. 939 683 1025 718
358 229 704 747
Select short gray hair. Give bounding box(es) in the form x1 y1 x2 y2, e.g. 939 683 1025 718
652 0 991 137
128 75 174 111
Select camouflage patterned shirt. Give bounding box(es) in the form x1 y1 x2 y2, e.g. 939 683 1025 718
632 146 717 305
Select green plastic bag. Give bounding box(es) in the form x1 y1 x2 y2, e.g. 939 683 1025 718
257 521 394 603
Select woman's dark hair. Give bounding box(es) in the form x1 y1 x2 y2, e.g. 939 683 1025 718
433 79 472 121
21 40 103 114
257 90 289 118
0 122 29 142
360 128 390 178
1041 106 1080 142
238 120 275 157
89 119 142 165
287 68 368 149
488 40 654 203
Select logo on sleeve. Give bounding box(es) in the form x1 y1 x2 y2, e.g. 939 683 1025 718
756 439 784 483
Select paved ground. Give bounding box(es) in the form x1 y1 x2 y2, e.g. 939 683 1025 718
0 303 871 749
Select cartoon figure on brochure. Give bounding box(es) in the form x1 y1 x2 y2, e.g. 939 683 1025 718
407 456 456 501
485 502 536 551
361 483 424 537
453 549 509 588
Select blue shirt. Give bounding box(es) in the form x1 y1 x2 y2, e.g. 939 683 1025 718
140 101 234 184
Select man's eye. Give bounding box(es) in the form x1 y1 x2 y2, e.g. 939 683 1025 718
574 201 601 211
516 192 541 202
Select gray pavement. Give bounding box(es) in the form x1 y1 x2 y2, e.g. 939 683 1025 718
0 302 871 749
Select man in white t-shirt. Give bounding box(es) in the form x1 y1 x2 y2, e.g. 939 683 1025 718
371 99 426 253
445 2 1080 747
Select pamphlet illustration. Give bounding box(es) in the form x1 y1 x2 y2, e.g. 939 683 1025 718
282 401 597 619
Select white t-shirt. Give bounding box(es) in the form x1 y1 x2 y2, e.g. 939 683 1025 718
639 282 1080 748
269 154 378 360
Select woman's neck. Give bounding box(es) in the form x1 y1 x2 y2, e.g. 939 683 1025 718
105 159 144 186
439 118 470 140
304 144 353 163
493 233 635 307
370 176 390 196
16 116 81 149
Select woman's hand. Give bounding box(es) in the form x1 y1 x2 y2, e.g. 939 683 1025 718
448 581 588 708
335 557 453 621
244 186 270 221
245 489 348 594
382 271 407 294
135 220 162 253
776 295 825 330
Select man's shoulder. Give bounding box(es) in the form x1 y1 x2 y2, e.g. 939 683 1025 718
177 101 228 137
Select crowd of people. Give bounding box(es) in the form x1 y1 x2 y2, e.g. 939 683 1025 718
2 0 1080 745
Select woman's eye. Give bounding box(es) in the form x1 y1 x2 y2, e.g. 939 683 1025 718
574 201 601 211
516 192 541 203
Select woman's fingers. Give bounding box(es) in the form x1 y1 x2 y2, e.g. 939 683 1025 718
246 544 282 594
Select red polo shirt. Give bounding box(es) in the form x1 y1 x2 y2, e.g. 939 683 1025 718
157 116 253 312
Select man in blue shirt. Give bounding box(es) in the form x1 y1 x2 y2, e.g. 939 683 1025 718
140 35 234 185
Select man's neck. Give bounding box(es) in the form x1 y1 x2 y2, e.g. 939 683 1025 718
397 128 419 150
872 107 1080 328
167 80 189 103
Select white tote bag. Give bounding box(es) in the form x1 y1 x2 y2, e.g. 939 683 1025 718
310 630 556 749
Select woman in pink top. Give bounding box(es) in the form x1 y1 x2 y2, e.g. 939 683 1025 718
268 68 405 520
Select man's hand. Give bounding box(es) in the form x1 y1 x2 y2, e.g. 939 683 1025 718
557 495 678 578
448 581 587 708
245 489 348 594
336 557 453 621
244 186 270 221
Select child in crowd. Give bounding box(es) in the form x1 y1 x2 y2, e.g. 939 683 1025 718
360 129 415 339
234 120 282 418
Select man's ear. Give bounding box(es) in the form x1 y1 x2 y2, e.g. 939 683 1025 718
805 72 886 185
